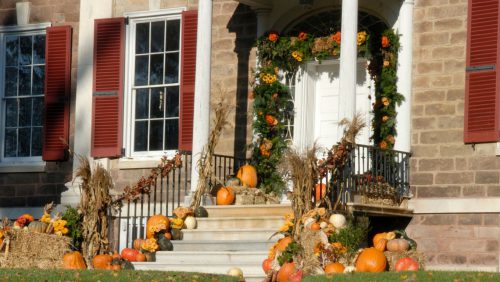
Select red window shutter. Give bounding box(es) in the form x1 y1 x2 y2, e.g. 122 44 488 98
43 26 72 161
464 0 500 143
179 10 198 151
91 18 125 157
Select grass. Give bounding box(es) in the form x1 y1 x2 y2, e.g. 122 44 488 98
0 269 238 282
304 271 500 282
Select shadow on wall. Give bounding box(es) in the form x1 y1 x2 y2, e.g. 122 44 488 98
227 4 257 161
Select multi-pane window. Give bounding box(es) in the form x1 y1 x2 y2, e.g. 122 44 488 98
2 33 45 159
132 18 181 153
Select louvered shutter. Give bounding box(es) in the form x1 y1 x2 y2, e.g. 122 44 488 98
464 0 500 143
91 18 125 157
178 10 198 151
43 26 72 161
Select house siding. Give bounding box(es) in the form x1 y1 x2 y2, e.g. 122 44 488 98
408 0 500 270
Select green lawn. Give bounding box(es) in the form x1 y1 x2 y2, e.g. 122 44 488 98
304 271 500 282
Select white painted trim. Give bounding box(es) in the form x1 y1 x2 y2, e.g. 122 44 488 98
409 198 500 214
124 7 186 19
0 162 45 173
0 22 51 33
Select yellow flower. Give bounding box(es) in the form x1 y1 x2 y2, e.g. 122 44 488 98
291 51 303 62
382 115 389 122
41 213 52 224
357 31 367 46
383 60 390 67
141 238 159 252
170 218 184 229
284 213 294 221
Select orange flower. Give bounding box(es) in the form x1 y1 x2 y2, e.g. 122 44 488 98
331 31 341 45
298 32 308 41
379 140 388 150
265 114 278 126
272 93 279 99
382 115 389 122
387 135 395 144
382 97 390 106
381 36 390 48
260 144 271 157
383 60 390 67
268 32 279 42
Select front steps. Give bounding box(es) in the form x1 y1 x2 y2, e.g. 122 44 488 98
133 204 291 281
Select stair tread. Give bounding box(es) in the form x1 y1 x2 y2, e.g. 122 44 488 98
205 204 290 209
172 239 275 243
199 216 283 220
156 250 267 254
183 228 278 232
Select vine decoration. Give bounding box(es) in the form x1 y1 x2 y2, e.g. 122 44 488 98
252 29 402 195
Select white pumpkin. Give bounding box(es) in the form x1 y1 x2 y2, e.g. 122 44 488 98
329 214 346 229
184 216 197 229
319 221 328 229
227 267 243 277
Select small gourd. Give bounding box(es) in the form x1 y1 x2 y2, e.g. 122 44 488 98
157 236 174 251
227 267 243 277
386 239 410 252
225 176 241 187
28 221 48 233
170 228 183 240
194 206 208 218
184 216 197 229
63 251 87 270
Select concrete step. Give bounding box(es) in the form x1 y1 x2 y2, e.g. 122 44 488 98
171 240 276 252
196 216 283 229
155 251 267 264
133 262 263 276
204 204 292 218
182 228 281 241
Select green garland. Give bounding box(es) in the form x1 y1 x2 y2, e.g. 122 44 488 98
252 30 401 194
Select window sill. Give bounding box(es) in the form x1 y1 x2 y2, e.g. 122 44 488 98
118 158 164 170
0 162 46 173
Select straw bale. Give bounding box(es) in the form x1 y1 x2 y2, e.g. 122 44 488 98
0 230 71 269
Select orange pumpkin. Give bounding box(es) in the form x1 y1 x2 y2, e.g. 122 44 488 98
63 251 87 270
262 258 273 273
310 222 321 231
136 252 147 262
395 257 419 271
372 232 387 246
276 236 292 252
107 264 121 271
236 164 258 188
92 254 113 269
386 239 410 252
374 238 388 252
355 247 387 272
111 251 121 260
133 238 146 251
216 187 235 205
315 183 327 201
324 262 345 274
121 248 140 262
164 232 172 240
146 214 169 239
277 262 296 282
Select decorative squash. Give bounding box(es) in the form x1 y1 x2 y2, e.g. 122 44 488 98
395 257 419 271
121 248 140 262
372 232 387 246
136 252 147 262
184 216 197 229
276 236 292 252
216 187 235 205
262 258 273 273
170 228 183 240
92 254 113 269
277 262 296 282
194 206 208 218
164 232 172 240
329 214 346 229
120 260 134 270
386 239 410 252
324 262 345 273
374 238 388 252
63 251 87 270
386 231 396 240
314 183 326 201
225 176 241 187
157 236 174 251
146 214 169 239
133 238 146 251
28 221 48 233
355 247 387 272
310 222 321 231
227 267 244 277
236 164 258 188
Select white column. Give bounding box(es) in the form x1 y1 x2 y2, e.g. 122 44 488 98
395 0 414 152
190 0 213 192
338 0 358 121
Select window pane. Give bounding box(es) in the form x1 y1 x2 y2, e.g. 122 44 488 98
5 36 19 66
134 121 148 151
166 20 180 51
151 21 165 53
150 87 164 118
136 23 149 54
165 119 178 150
32 97 43 126
31 127 42 156
149 120 164 150
165 52 179 84
149 54 164 85
32 66 44 95
5 99 18 127
19 36 32 65
135 88 149 119
134 55 148 86
19 98 32 127
165 86 179 117
18 127 30 157
5 67 18 96
33 35 45 64
19 66 31 95
4 128 17 157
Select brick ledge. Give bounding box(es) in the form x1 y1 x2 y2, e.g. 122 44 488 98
409 197 500 214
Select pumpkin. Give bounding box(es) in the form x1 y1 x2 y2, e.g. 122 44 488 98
277 262 296 282
310 222 321 231
262 258 273 273
324 262 345 273
227 267 244 277
136 252 147 262
93 254 113 269
315 183 326 201
386 239 410 252
146 214 169 239
107 264 121 271
216 187 235 205
184 216 197 229
276 236 292 252
63 251 87 270
355 247 387 272
111 251 121 260
28 221 48 233
157 236 174 251
372 232 387 246
236 164 258 188
121 248 140 262
329 214 346 229
133 238 146 251
194 206 208 218
171 228 183 240
374 238 388 252
288 270 303 282
395 257 419 271
120 260 134 270
164 232 172 240
225 176 241 187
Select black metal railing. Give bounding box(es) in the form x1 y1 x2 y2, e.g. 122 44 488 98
107 151 247 251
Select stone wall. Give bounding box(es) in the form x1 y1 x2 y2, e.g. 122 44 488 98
408 0 500 270
0 0 79 207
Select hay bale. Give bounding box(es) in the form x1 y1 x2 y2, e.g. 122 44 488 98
384 250 425 271
0 230 71 269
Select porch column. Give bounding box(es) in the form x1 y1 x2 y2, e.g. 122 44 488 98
255 9 271 37
395 0 414 152
338 0 358 121
190 0 213 192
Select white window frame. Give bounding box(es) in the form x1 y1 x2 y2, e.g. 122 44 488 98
0 23 50 168
123 8 186 161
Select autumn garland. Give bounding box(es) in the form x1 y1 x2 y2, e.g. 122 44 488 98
252 30 400 195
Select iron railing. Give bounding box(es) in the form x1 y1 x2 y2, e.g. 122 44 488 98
107 151 247 250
